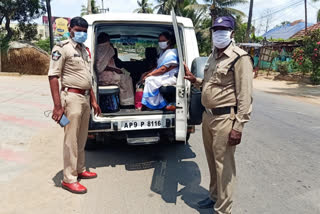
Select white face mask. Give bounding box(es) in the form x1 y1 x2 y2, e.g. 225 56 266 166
212 30 232 49
159 41 168 50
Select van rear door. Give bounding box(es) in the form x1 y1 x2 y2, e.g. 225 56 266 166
171 10 187 142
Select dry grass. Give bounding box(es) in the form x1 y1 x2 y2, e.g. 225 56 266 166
2 43 50 75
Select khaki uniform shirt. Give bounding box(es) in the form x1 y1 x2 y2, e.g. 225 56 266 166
194 42 253 132
48 38 92 90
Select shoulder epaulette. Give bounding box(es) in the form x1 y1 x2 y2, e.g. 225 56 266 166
229 47 254 71
232 46 248 57
56 40 69 47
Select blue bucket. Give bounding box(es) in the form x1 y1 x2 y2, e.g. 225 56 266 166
99 86 120 113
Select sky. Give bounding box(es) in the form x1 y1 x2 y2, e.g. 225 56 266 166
44 0 320 35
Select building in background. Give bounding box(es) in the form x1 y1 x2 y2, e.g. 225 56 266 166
263 20 314 40
0 23 49 40
291 22 320 39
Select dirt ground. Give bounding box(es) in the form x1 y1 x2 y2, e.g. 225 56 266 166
254 74 320 106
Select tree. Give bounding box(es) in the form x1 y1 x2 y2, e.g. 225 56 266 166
189 0 247 21
81 0 100 16
0 0 46 43
317 9 320 22
154 0 185 15
18 22 38 41
275 21 290 28
134 0 153 13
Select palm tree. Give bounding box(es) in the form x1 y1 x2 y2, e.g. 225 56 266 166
81 0 100 16
154 0 185 15
134 0 154 13
189 0 247 21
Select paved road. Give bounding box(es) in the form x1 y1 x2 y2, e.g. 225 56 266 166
0 76 319 214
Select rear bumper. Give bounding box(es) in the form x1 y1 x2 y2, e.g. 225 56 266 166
88 114 176 133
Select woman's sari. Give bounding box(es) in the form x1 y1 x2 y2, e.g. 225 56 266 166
96 42 134 106
141 49 179 109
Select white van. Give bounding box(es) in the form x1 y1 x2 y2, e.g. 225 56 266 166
83 11 207 147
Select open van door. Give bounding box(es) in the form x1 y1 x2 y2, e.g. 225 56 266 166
171 10 188 142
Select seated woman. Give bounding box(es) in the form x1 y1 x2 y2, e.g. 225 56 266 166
96 32 134 106
141 32 178 110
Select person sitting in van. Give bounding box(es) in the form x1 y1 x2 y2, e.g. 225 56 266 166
96 32 134 106
141 32 178 111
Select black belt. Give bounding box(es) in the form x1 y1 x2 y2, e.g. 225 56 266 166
211 106 237 115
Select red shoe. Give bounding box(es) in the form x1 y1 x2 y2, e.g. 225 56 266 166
165 103 176 111
78 171 97 179
61 181 87 194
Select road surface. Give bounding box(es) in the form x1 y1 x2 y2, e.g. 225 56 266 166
0 76 319 214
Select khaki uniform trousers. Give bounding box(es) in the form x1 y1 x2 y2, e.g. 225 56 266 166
202 111 236 214
61 91 91 183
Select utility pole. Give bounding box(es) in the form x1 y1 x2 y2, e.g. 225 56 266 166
304 0 307 34
45 0 54 51
246 0 254 42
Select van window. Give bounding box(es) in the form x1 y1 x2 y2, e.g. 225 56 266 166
110 38 158 61
95 23 184 61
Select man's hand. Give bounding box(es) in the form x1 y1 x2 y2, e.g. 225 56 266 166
183 62 196 83
91 101 102 116
52 105 64 123
228 129 242 146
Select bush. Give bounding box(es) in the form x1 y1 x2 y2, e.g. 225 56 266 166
311 69 320 84
35 38 51 53
302 29 320 84
276 61 289 75
292 48 312 75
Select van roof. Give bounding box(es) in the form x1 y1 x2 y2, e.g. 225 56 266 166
83 13 194 28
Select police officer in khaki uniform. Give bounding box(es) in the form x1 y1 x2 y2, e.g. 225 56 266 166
184 16 253 214
48 17 101 194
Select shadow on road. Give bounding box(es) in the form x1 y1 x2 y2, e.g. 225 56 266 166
53 140 210 213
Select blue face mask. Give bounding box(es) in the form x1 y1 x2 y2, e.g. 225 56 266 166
72 31 87 44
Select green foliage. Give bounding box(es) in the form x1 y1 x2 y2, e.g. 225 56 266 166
35 38 51 53
251 34 264 43
204 0 248 19
311 69 320 84
134 0 154 13
292 48 311 75
0 0 46 42
276 61 289 75
291 29 320 84
154 0 185 15
302 29 320 84
18 22 38 41
234 17 248 43
81 0 100 16
271 50 280 59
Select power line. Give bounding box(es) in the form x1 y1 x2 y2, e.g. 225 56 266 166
308 1 319 10
252 0 304 22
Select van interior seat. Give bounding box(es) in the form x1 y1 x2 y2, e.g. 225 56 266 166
159 85 176 103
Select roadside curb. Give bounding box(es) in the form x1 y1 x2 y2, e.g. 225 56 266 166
0 72 21 77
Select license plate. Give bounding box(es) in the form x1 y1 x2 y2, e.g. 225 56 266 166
121 120 162 130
